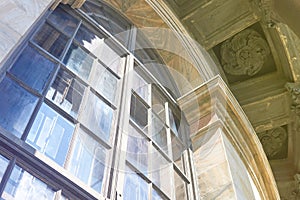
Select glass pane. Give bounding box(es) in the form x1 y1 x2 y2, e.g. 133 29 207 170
123 165 148 200
130 94 148 132
9 46 56 93
80 91 114 143
33 23 68 59
133 70 149 103
0 77 38 137
174 171 187 200
26 103 74 166
152 87 165 122
63 43 94 80
169 108 182 140
171 134 185 173
46 69 85 118
127 125 148 173
0 154 9 182
97 41 123 76
89 62 118 103
75 24 104 54
68 128 106 193
2 165 56 200
151 147 171 197
48 6 79 36
152 189 167 200
151 113 168 154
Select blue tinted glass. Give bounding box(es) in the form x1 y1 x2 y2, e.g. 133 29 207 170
33 23 68 59
48 6 79 36
0 154 9 183
81 91 113 142
46 69 85 118
75 25 104 53
123 166 148 200
69 128 106 192
0 77 38 137
63 43 94 80
9 46 56 92
26 103 74 166
2 165 56 200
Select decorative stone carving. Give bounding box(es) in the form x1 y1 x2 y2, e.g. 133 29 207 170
257 127 287 159
286 82 300 115
220 28 270 76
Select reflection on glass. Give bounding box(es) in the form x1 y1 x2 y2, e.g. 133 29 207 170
169 108 182 140
75 24 104 54
63 43 94 80
152 188 166 200
152 87 165 122
133 70 148 103
89 62 118 103
171 134 185 173
0 154 9 183
95 42 122 76
151 147 171 196
46 69 85 118
2 165 56 200
130 94 148 132
27 103 74 166
127 125 148 172
80 91 113 143
0 77 38 137
123 165 148 200
68 128 106 193
48 7 79 36
33 23 68 59
174 171 187 200
9 46 56 93
151 113 168 154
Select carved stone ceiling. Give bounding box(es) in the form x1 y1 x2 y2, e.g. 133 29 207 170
162 0 300 198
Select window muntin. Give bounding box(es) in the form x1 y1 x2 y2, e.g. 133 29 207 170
68 127 107 192
26 103 75 166
63 43 95 81
0 77 38 138
0 2 193 200
89 61 119 104
126 124 149 173
130 93 149 132
1 164 57 200
46 69 85 118
48 6 79 36
80 90 114 144
33 23 69 59
9 45 56 93
0 155 9 183
123 165 149 200
174 170 188 200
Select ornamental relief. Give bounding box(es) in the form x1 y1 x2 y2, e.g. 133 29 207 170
220 28 270 76
257 127 287 159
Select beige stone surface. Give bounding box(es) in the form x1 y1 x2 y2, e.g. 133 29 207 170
0 0 53 66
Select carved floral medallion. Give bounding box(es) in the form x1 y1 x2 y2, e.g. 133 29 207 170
258 127 287 159
220 28 270 76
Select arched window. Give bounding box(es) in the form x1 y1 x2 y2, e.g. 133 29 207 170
0 1 194 200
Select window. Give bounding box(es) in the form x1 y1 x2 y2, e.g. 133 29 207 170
68 127 107 192
26 103 75 166
80 91 114 143
46 69 85 118
0 77 38 137
9 45 56 93
2 165 57 200
0 1 193 200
